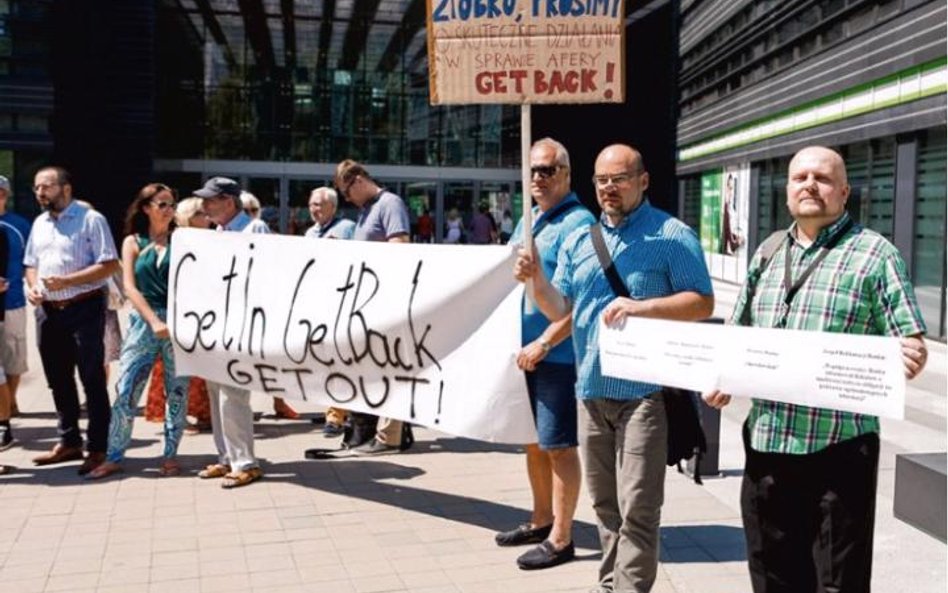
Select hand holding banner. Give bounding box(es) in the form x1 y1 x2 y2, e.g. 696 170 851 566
599 317 907 420
168 229 538 444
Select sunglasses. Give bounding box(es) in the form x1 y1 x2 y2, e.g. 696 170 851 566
530 165 562 179
152 200 176 210
336 176 358 199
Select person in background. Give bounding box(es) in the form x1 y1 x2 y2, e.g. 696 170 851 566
240 190 300 421
144 197 212 433
416 208 434 243
500 209 514 244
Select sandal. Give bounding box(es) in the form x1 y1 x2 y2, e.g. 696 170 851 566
158 459 181 477
221 467 263 489
197 463 230 479
85 461 123 480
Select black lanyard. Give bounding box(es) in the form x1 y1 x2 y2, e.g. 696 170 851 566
531 197 580 238
318 217 341 238
779 218 854 325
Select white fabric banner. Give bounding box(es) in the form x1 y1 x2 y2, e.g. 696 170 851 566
599 317 906 420
168 229 537 444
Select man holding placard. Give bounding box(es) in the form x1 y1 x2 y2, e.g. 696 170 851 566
514 144 713 592
498 138 594 570
704 146 928 593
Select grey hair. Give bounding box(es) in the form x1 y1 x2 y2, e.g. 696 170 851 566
175 197 204 227
309 186 339 209
533 137 571 170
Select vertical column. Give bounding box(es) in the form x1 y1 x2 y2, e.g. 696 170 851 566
893 133 918 271
748 166 760 252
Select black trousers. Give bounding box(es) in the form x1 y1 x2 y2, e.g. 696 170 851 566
741 424 879 593
39 296 110 452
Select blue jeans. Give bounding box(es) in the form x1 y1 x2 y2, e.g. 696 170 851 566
106 310 189 462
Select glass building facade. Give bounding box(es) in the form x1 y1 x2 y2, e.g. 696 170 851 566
677 0 947 338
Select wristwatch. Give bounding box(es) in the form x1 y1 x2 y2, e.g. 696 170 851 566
539 339 551 354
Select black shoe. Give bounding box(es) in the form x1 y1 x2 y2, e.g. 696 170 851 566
495 523 553 547
516 540 575 570
0 423 13 452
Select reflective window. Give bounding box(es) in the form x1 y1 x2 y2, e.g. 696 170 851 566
913 127 946 337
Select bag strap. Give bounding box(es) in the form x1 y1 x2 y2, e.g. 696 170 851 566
589 223 630 298
738 230 786 327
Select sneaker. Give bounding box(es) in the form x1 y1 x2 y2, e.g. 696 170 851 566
0 424 14 452
350 439 400 457
322 422 344 437
495 523 553 547
516 540 575 570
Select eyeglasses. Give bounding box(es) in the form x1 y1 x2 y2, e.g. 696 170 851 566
530 165 562 179
152 200 176 210
592 171 642 188
33 182 61 193
337 176 358 199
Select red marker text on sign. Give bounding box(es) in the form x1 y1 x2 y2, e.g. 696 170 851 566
475 69 600 96
475 70 530 94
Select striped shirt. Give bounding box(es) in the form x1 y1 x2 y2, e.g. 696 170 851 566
552 200 713 400
23 200 119 301
732 213 926 454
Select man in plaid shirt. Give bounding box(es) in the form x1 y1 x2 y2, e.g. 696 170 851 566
705 146 928 593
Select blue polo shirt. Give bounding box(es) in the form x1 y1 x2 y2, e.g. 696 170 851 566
354 190 410 242
552 200 712 400
0 212 31 309
511 192 594 364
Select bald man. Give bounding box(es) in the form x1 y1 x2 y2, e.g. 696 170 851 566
704 146 928 593
515 144 713 592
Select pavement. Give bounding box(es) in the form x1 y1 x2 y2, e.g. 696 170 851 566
0 286 944 593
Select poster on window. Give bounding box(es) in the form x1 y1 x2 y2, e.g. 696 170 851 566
701 164 750 284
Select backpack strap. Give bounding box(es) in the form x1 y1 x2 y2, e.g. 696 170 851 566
738 230 787 327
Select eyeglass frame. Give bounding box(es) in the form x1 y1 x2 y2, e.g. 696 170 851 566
530 165 566 180
591 170 645 188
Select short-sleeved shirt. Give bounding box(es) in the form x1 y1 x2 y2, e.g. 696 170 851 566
304 217 355 240
511 192 595 364
353 190 410 242
0 211 31 310
133 235 170 310
221 211 270 234
732 213 926 454
552 200 712 400
23 200 119 300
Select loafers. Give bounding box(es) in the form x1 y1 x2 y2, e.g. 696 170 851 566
77 452 106 476
516 540 575 570
495 523 553 547
32 444 84 466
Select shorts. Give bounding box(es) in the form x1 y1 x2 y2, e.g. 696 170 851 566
526 361 578 450
0 306 28 376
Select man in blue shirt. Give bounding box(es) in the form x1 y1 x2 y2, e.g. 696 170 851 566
25 166 121 475
0 175 29 454
515 144 714 593
497 138 595 570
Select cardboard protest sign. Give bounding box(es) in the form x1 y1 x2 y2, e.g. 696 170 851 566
168 229 537 444
427 0 626 104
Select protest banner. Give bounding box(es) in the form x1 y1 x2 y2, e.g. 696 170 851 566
168 229 538 444
599 317 906 420
426 0 626 105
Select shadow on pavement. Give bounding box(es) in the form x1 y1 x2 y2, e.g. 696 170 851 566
660 524 747 562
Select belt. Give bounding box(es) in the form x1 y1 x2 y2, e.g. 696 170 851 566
44 288 105 311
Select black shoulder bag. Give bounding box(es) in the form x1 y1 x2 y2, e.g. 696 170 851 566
589 223 708 484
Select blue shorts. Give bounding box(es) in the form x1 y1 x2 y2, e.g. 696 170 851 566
526 362 578 450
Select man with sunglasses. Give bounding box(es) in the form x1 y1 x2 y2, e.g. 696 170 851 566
496 138 594 571
24 166 121 476
514 144 713 593
331 159 412 456
193 176 269 488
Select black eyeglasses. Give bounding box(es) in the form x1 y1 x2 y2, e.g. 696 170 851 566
530 165 562 179
337 176 358 199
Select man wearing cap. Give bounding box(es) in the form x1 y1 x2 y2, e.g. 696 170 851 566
0 175 30 460
25 166 120 476
194 176 268 488
332 159 412 456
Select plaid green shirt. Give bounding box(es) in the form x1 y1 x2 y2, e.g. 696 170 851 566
732 213 926 454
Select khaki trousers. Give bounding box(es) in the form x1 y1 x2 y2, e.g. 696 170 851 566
579 393 667 593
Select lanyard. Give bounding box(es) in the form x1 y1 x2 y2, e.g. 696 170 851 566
531 197 580 238
779 218 854 326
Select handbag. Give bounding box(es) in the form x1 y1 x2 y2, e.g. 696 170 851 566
588 223 708 484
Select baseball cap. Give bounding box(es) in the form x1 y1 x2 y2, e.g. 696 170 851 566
194 176 240 198
0 175 10 193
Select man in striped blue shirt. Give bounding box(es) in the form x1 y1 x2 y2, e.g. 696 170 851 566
24 166 120 475
515 144 713 593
